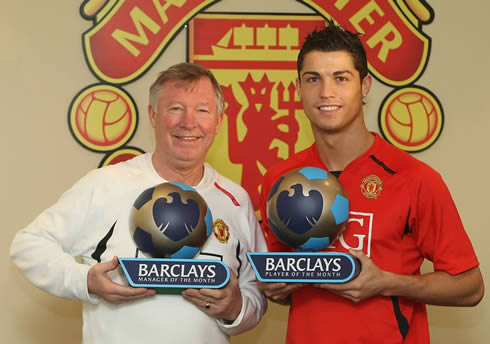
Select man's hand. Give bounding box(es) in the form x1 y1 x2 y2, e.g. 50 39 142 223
257 281 304 305
313 249 391 303
314 249 484 307
313 249 386 303
181 270 242 322
87 256 156 304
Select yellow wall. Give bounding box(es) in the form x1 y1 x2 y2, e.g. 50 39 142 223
3 1 488 343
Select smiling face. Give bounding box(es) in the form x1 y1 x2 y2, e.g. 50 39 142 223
149 77 223 172
296 50 371 136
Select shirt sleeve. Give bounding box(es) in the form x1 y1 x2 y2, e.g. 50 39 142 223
9 172 100 304
411 170 479 275
216 194 268 336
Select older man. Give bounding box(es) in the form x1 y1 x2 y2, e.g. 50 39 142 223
10 63 267 343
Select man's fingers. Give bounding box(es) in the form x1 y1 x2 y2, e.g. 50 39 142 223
104 285 156 303
106 256 120 270
87 258 156 303
257 281 287 292
257 281 304 301
182 288 219 303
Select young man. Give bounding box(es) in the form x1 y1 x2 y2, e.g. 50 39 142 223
258 20 484 343
10 63 267 344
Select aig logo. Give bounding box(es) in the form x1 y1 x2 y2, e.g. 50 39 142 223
329 212 374 257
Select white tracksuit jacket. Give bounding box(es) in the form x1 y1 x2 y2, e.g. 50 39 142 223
10 153 267 343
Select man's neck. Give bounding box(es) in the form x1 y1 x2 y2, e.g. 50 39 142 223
151 154 205 186
314 128 375 172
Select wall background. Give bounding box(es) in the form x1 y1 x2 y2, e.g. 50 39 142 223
2 1 488 343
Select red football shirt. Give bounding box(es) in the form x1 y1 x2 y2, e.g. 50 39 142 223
260 133 479 343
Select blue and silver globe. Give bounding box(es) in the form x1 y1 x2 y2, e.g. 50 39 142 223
267 166 349 251
130 182 213 259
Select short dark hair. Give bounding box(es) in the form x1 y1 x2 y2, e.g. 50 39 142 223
297 19 368 81
149 62 224 114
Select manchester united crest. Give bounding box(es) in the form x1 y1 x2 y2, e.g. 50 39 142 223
360 174 383 199
213 219 230 244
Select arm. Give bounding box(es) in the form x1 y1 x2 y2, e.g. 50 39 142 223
9 175 98 302
217 200 268 335
315 249 484 306
181 270 243 321
10 170 155 304
182 195 268 335
383 266 483 306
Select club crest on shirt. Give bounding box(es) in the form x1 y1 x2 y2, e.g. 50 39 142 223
213 219 230 243
360 174 383 199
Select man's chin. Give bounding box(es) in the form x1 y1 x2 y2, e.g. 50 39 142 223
175 153 206 166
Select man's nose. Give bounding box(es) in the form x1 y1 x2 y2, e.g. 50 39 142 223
319 79 336 98
180 109 197 128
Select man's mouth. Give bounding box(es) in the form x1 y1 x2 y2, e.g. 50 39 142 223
318 105 340 111
175 135 199 141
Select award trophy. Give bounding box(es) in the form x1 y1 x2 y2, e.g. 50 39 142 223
248 166 361 283
119 182 229 294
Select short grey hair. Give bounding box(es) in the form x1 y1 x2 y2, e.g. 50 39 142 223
149 62 225 114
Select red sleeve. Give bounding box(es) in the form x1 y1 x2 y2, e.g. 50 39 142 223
411 170 479 275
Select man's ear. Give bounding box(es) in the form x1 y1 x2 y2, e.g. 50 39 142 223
296 78 302 101
215 113 224 132
148 105 156 128
361 74 372 97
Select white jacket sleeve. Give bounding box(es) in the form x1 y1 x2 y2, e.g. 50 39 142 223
217 197 268 335
10 172 99 304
